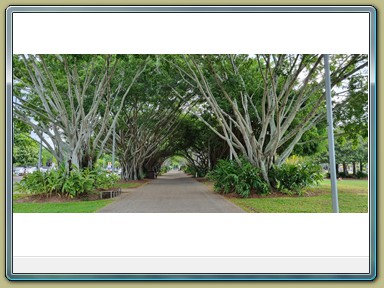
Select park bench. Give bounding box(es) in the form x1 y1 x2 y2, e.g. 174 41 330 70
99 187 122 199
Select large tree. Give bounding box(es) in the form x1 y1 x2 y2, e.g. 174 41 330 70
111 56 193 180
170 54 368 186
13 54 148 168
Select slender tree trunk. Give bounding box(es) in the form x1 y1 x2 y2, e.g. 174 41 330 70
335 163 339 176
138 166 145 179
343 162 348 175
352 161 356 175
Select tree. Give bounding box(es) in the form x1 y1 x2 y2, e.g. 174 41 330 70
170 114 229 177
170 54 368 187
13 54 148 169
13 132 38 167
111 56 191 180
334 73 368 138
335 135 368 176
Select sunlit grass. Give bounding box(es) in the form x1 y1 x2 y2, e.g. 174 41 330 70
12 179 146 213
229 179 368 213
13 199 113 213
116 182 143 189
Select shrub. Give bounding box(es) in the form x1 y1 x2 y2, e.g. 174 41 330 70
207 158 269 197
183 165 207 177
61 168 96 197
17 170 47 195
45 164 67 195
270 161 323 195
94 169 119 189
337 171 347 178
158 166 169 175
356 171 368 179
17 165 119 197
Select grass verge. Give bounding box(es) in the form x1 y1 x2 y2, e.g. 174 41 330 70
116 182 144 189
227 179 368 213
12 179 147 213
13 198 113 213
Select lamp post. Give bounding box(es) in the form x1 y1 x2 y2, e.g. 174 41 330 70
112 122 116 173
229 121 233 161
324 54 339 213
38 136 42 169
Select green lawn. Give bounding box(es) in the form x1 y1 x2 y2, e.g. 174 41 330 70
116 182 143 189
229 179 368 213
13 198 113 213
12 180 145 213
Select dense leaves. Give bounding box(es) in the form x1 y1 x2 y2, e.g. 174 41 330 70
174 54 368 185
270 160 324 195
207 158 269 197
13 54 369 194
17 165 119 197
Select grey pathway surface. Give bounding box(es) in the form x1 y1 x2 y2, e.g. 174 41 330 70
98 170 244 213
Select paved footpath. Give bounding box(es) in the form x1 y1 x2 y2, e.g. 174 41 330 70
98 170 244 213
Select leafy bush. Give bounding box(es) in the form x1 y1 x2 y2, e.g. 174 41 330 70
17 165 119 198
356 171 368 179
183 165 207 177
158 166 169 175
338 171 349 178
270 161 323 195
17 170 46 195
207 158 269 197
94 169 119 189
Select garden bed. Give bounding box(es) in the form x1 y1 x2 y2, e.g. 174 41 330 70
14 192 102 203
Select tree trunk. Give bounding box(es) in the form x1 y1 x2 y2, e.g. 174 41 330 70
335 163 339 176
138 166 145 179
352 162 356 175
360 161 363 172
343 162 348 175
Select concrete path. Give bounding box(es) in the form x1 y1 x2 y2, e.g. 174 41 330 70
98 170 244 213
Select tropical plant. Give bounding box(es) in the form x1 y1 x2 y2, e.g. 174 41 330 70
270 160 324 195
207 158 269 197
17 165 119 197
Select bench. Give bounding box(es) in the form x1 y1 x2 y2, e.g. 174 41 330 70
99 187 122 199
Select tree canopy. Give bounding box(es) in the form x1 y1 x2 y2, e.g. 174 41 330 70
13 54 369 185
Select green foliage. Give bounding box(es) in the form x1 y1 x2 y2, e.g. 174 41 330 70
356 171 368 179
183 164 207 178
13 132 39 166
207 159 269 197
159 166 170 175
94 169 119 189
17 165 119 198
270 160 324 195
334 74 368 139
62 168 94 197
16 170 46 195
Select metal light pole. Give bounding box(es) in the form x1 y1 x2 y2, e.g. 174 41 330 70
38 137 42 169
229 121 233 160
324 54 339 213
112 122 116 173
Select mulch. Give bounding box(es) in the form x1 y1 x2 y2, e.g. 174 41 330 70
15 180 149 203
14 193 101 203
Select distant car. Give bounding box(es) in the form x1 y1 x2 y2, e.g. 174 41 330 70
114 169 122 176
39 166 49 173
13 167 26 176
25 167 38 174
